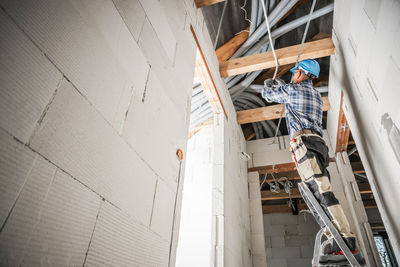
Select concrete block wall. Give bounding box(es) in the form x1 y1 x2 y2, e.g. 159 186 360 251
246 130 335 169
249 172 268 267
0 0 254 266
328 0 400 259
263 213 320 267
0 0 201 265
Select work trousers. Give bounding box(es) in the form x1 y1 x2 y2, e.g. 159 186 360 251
290 133 356 251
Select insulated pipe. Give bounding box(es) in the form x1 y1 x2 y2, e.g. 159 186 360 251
189 110 213 127
270 3 334 39
250 0 258 34
232 0 298 59
256 0 264 28
191 103 210 119
235 99 274 136
241 4 333 59
236 92 281 135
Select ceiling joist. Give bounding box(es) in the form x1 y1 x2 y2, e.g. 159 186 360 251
237 96 330 125
220 38 335 77
216 27 249 63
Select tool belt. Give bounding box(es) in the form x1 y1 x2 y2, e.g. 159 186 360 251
292 128 321 139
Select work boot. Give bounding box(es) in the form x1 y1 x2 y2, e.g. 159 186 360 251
319 239 365 265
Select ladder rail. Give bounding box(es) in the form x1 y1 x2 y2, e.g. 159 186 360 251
298 182 361 267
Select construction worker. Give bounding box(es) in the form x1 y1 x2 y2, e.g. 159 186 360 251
261 59 364 265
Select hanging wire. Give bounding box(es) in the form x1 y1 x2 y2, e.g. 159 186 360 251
214 0 229 50
259 0 279 80
259 0 318 203
268 0 318 145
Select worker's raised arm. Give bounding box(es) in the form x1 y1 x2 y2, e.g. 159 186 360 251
261 78 291 104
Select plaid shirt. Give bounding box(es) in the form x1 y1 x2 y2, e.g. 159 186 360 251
262 79 323 138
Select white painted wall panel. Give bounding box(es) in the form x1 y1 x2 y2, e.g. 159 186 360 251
0 168 100 266
0 0 149 130
30 80 157 225
85 202 170 266
0 9 62 143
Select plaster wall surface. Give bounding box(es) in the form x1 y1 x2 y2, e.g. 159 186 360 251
0 0 251 265
328 0 400 258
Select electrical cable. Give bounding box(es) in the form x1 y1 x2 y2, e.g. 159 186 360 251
214 0 229 50
259 0 279 80
268 0 317 145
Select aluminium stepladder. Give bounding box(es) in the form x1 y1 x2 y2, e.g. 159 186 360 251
298 182 364 267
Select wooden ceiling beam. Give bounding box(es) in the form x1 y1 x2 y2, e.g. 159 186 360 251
220 38 335 77
237 96 330 125
248 162 297 174
195 0 225 8
261 183 372 201
216 27 249 63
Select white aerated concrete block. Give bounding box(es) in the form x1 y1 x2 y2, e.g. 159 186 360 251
138 18 191 110
85 202 170 266
150 178 176 241
250 215 264 235
249 182 261 199
249 199 262 216
1 0 149 130
113 0 146 41
252 150 292 167
0 9 62 143
248 171 259 183
0 169 100 266
122 70 184 184
271 247 301 259
30 80 157 225
252 253 268 267
0 129 40 227
251 234 265 255
139 0 177 63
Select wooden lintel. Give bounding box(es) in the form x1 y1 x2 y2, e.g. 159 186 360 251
220 38 335 77
195 0 225 8
335 92 350 153
191 26 227 119
216 27 249 63
188 117 214 139
237 96 330 125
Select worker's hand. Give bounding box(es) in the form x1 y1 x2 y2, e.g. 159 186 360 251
264 78 286 89
264 78 274 88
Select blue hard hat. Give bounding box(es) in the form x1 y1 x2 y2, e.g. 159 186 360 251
290 59 320 78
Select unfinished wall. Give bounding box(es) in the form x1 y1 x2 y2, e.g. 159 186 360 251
0 0 253 265
0 0 193 265
264 212 320 267
327 0 400 259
